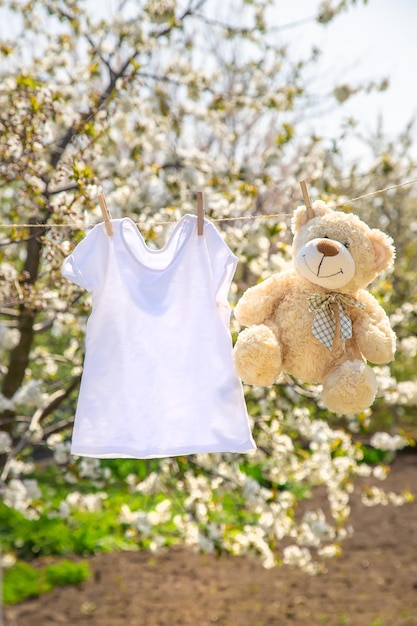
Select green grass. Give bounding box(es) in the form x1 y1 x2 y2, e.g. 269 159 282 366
3 558 91 605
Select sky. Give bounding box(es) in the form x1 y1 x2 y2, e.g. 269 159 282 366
274 0 417 159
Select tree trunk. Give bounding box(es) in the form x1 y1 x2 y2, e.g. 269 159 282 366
2 221 45 398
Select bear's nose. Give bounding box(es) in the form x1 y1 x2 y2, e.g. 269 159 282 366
317 240 339 257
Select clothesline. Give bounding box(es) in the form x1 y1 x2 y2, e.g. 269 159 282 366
211 177 417 223
0 177 416 230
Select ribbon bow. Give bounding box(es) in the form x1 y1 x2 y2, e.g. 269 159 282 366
307 292 365 351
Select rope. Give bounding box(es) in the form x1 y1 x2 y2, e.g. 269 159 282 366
0 177 416 230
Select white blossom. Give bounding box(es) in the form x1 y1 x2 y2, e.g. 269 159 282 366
370 432 409 451
7 459 35 476
64 491 107 513
12 380 44 408
1 553 17 568
53 441 71 464
133 472 164 494
399 335 417 357
78 457 102 479
0 325 20 351
2 478 42 518
0 430 12 454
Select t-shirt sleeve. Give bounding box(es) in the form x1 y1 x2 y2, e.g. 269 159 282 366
204 221 238 306
61 223 108 291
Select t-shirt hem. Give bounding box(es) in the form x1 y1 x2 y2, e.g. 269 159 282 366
71 441 256 459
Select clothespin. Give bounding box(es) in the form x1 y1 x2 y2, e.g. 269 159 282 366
299 180 315 220
197 191 205 236
98 193 114 237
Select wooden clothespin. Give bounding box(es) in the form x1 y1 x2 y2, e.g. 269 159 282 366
98 193 114 237
197 191 205 236
299 180 314 220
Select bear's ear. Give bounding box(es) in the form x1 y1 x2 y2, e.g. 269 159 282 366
370 228 395 272
291 200 331 234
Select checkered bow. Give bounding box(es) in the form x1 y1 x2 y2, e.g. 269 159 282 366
307 293 365 351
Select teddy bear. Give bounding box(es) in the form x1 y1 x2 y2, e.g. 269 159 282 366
233 200 396 415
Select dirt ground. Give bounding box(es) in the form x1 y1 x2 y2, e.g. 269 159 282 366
5 452 417 626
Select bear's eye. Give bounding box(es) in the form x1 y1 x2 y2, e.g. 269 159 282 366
343 242 350 249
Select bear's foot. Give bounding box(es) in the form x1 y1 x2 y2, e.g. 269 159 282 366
321 360 377 415
234 324 282 386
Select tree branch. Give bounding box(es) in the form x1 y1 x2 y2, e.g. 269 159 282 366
29 374 82 432
1 375 81 481
49 3 200 169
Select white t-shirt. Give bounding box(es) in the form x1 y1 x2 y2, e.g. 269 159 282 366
62 214 256 458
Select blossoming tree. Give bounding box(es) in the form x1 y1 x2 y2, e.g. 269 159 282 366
0 0 416 574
